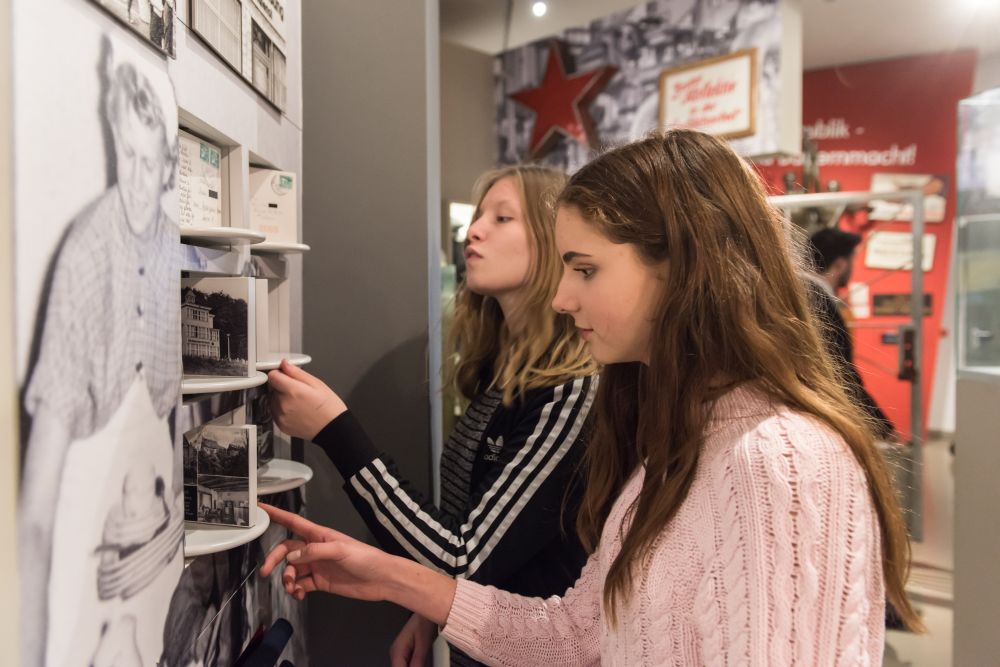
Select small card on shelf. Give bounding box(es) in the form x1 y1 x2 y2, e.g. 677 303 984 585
178 129 223 229
249 167 297 243
183 424 258 527
182 277 257 378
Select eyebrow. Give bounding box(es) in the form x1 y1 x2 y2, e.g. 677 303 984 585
562 251 593 263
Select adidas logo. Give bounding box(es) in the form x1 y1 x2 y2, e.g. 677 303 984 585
484 435 504 462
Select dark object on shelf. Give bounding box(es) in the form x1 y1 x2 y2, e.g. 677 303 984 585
234 618 294 667
249 387 276 465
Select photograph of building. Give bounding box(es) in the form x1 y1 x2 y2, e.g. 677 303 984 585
181 290 221 360
182 424 256 527
180 278 254 377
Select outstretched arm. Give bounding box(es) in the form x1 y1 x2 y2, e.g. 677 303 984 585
259 503 456 623
260 503 603 667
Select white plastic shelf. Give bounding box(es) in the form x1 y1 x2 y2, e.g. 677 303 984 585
183 506 270 557
181 371 268 395
256 353 312 371
180 226 267 247
257 459 314 495
251 241 311 254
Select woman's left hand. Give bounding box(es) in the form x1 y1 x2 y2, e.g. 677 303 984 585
267 360 347 440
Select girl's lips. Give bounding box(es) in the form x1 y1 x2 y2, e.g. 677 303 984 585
578 328 593 340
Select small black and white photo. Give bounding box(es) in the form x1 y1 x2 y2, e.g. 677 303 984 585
197 427 250 478
89 0 177 57
196 476 251 526
183 424 256 527
181 277 255 378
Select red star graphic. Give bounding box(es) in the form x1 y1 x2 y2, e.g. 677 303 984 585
509 41 617 159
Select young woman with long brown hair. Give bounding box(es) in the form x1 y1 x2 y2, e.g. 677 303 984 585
261 130 921 664
266 165 598 666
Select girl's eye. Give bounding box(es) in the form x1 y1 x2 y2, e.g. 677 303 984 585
496 216 513 223
574 267 595 279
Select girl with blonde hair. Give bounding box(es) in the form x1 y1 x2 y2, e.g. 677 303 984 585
267 165 598 666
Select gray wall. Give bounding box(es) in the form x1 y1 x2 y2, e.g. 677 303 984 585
953 375 1000 665
302 1 438 663
441 41 495 205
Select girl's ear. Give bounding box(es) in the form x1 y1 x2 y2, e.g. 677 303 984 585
655 258 669 281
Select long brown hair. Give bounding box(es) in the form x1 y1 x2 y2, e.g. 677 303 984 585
560 130 921 630
449 165 597 404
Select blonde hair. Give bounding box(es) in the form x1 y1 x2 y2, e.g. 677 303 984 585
448 165 597 404
561 130 922 631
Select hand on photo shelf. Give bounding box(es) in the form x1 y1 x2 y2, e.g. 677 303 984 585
260 503 392 600
259 503 395 602
389 613 438 667
258 504 457 626
267 360 348 440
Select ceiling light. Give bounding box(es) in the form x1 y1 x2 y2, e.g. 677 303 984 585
532 2 548 18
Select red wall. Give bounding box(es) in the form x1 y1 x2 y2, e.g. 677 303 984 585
756 51 977 440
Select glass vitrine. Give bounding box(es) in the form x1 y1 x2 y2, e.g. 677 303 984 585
957 87 1000 374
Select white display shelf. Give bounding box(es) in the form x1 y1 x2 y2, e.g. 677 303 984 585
257 459 314 495
180 226 267 246
184 506 270 558
181 371 268 395
252 241 311 254
256 353 312 371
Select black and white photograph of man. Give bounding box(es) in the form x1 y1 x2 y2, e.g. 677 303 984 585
15 21 182 667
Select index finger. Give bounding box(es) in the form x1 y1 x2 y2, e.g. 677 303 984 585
259 502 331 542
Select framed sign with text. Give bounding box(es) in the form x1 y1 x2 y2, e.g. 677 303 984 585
659 48 757 140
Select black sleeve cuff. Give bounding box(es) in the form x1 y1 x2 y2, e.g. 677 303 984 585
312 410 379 480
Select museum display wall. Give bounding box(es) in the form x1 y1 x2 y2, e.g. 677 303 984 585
7 0 308 664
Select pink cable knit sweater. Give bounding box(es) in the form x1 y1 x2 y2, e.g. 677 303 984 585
442 386 886 665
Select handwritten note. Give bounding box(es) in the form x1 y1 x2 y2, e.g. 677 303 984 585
178 130 223 228
249 167 297 243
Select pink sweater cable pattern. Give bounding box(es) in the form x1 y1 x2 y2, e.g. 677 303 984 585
442 386 885 665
